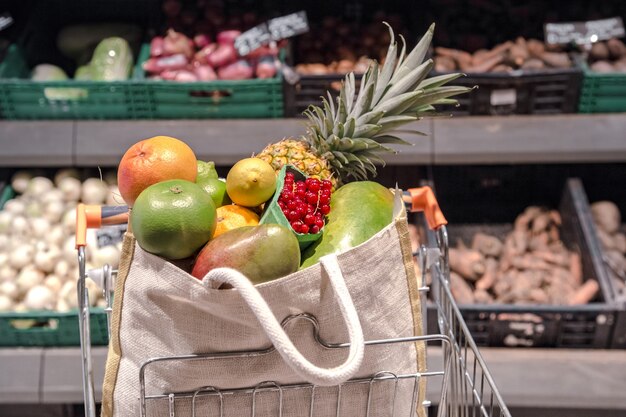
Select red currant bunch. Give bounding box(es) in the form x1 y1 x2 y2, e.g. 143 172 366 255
277 172 332 234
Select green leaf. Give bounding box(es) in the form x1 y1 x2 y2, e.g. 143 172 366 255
382 60 433 101
373 90 422 115
343 117 356 138
333 121 344 138
353 123 382 138
391 23 434 84
409 86 472 109
392 129 428 136
332 151 350 165
418 72 464 89
350 80 375 120
373 24 398 105
371 135 413 145
356 110 385 126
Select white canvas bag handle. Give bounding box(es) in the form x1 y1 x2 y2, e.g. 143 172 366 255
202 254 365 386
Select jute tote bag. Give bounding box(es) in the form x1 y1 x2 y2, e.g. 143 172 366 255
101 193 427 417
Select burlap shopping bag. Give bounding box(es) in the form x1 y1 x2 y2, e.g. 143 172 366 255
101 195 427 417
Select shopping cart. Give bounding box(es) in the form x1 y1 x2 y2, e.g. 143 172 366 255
75 187 512 417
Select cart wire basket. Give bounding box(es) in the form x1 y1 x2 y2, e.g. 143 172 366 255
75 188 511 417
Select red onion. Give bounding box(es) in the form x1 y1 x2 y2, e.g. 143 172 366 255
160 70 179 80
150 37 165 57
194 65 217 81
174 70 198 82
163 29 194 58
217 30 241 45
194 34 211 49
217 60 253 80
194 43 218 65
143 54 188 74
207 43 238 68
255 56 277 79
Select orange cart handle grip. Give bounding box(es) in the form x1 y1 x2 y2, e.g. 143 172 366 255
405 187 447 230
76 204 129 248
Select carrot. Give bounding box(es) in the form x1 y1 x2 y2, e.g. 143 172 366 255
510 230 529 255
539 52 571 68
449 247 485 281
568 280 599 305
476 258 498 290
471 233 503 257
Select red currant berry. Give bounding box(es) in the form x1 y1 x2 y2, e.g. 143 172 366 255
318 194 330 205
291 220 303 232
287 210 299 221
306 193 318 205
304 213 316 225
310 225 320 234
296 189 306 199
300 224 310 234
307 179 321 192
278 201 286 209
315 219 324 229
285 172 295 180
321 180 332 190
281 191 293 201
287 200 297 210
320 204 331 215
307 204 315 213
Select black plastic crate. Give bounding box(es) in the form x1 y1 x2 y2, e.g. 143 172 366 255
575 166 626 348
284 73 363 117
433 68 583 116
422 175 615 348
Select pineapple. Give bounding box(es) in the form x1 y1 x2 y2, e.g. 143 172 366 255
257 23 471 185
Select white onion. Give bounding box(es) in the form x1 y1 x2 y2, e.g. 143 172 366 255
58 177 82 202
4 199 25 215
62 237 79 266
54 259 70 279
0 295 12 312
34 245 61 273
46 225 66 247
43 200 65 223
25 200 43 218
25 177 54 196
54 168 81 186
0 253 8 269
62 209 77 233
0 211 13 233
60 281 78 309
86 279 100 306
10 243 35 270
12 215 30 236
81 178 109 204
44 275 63 293
56 299 71 312
16 266 44 294
92 245 120 268
40 189 64 205
0 281 18 299
30 217 51 239
11 171 33 193
24 285 55 310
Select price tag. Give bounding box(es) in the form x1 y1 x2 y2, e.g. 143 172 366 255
267 11 309 41
0 13 13 32
234 23 272 56
544 17 625 45
490 89 517 106
96 224 127 248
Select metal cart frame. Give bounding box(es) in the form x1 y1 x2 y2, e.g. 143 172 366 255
75 189 511 417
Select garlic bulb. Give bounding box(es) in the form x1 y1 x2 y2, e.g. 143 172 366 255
56 299 71 312
25 177 54 196
11 170 33 193
62 209 77 233
43 200 65 223
12 215 30 236
44 275 63 293
60 281 78 309
16 266 44 294
30 217 51 239
54 259 70 279
34 245 61 273
4 199 25 215
0 281 18 299
0 295 13 312
10 243 35 270
46 224 65 247
0 211 13 233
25 200 43 218
40 188 64 205
62 237 79 266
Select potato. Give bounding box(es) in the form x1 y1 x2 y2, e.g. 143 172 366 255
591 201 621 234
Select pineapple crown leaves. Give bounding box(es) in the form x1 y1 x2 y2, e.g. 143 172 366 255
303 23 472 182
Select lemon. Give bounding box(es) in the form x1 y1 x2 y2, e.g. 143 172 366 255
226 158 277 207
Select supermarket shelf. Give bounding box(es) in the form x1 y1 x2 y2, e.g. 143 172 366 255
2 114 626 167
1 347 625 409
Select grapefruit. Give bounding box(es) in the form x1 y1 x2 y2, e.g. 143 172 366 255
214 205 259 237
131 179 216 260
117 136 197 206
226 158 276 207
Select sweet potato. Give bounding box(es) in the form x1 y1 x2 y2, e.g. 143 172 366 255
529 288 549 304
465 53 504 73
449 247 485 281
539 52 571 68
569 252 583 287
529 232 550 251
527 39 545 57
511 254 551 271
591 201 621 234
492 64 513 72
568 279 599 305
521 58 544 70
508 38 529 67
605 250 626 273
471 233 503 257
435 47 472 69
535 250 571 268
531 212 551 233
450 272 475 304
590 42 610 61
515 206 542 230
607 38 626 59
476 258 498 291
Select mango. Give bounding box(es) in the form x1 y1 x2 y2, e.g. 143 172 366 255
300 181 394 269
191 224 300 284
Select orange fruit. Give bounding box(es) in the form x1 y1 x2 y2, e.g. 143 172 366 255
214 205 259 237
117 136 197 206
131 179 216 260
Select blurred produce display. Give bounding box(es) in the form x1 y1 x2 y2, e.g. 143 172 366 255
434 38 572 73
293 11 408 75
0 170 121 313
445 206 597 305
590 201 626 299
586 38 626 73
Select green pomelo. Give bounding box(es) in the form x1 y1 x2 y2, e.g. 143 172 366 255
196 160 219 181
131 179 217 260
300 181 394 269
191 224 300 284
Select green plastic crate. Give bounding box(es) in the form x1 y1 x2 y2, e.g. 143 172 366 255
136 44 284 119
0 44 151 120
0 182 14 209
0 309 108 347
578 59 626 113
